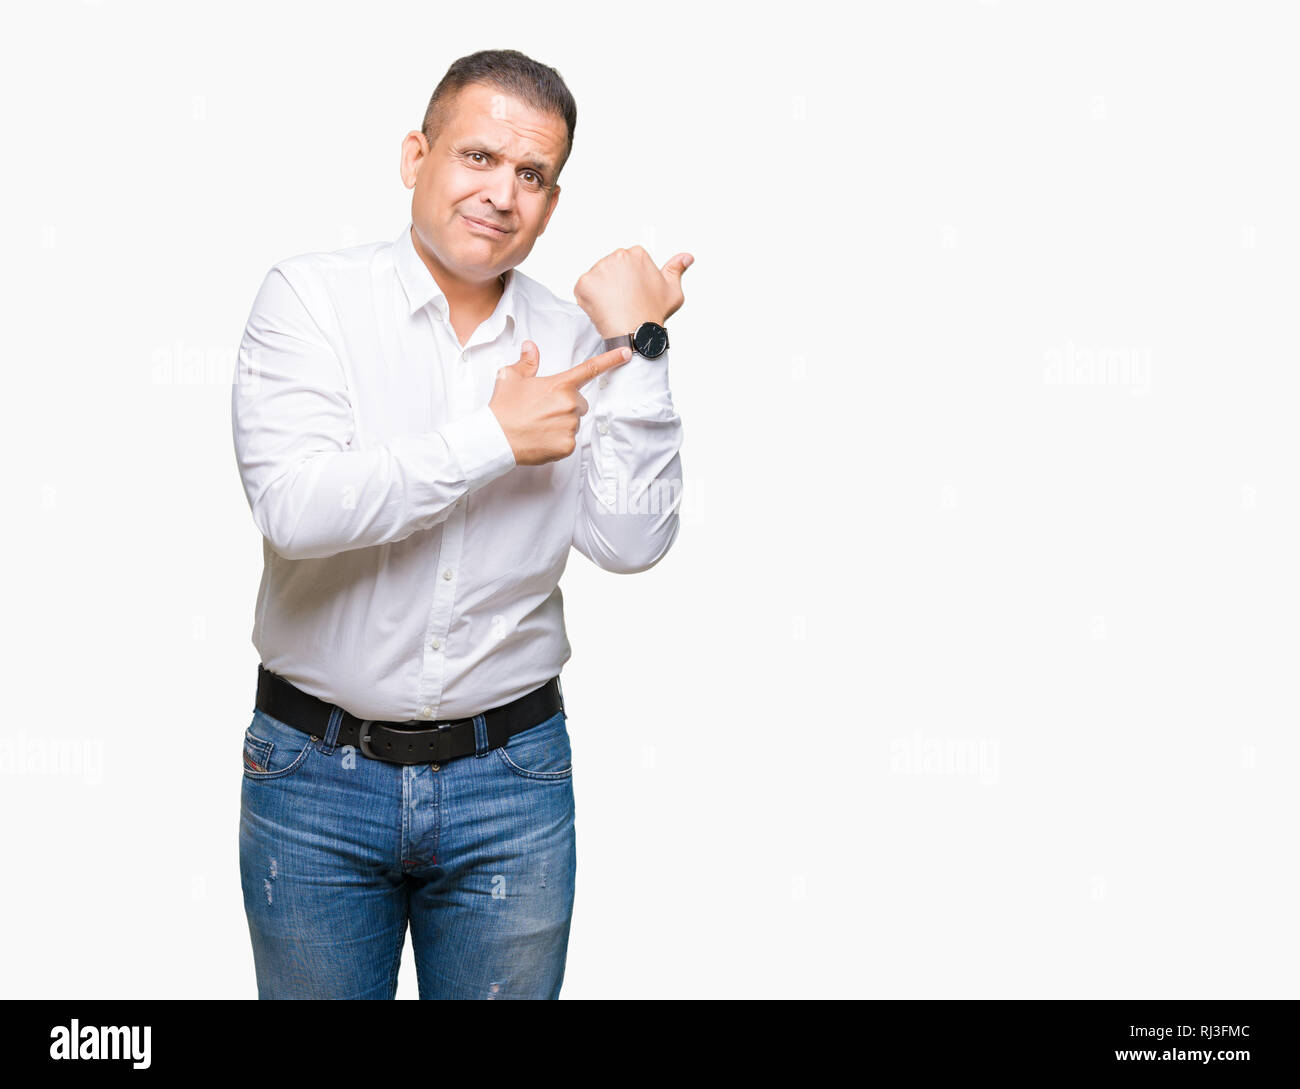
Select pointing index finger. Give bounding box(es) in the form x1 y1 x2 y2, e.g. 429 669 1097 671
551 346 633 390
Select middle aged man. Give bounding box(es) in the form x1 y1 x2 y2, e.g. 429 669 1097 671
232 48 692 999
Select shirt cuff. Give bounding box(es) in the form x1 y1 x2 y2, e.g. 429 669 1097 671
439 404 517 491
598 347 673 415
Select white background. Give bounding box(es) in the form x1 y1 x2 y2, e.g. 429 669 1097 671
2 0 1296 998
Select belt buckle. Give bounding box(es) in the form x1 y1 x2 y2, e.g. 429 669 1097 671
357 721 384 762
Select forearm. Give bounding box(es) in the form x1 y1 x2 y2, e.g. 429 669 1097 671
242 405 515 561
572 346 684 573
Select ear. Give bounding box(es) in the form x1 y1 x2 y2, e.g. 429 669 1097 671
537 184 562 237
400 131 428 189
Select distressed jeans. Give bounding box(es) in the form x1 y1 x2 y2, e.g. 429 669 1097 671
238 701 577 999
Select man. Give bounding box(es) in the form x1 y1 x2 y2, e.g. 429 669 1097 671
230 49 691 999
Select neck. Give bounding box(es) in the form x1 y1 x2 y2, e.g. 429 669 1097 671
410 226 506 316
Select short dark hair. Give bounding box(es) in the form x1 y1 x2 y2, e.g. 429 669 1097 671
421 49 577 183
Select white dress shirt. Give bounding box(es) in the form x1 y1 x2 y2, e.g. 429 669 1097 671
231 223 683 721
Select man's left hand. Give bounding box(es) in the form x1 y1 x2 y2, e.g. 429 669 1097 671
574 246 694 339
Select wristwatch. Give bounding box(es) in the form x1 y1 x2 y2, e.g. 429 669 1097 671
603 320 670 359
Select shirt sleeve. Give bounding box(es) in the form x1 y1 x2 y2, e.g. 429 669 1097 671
231 266 516 561
569 317 685 573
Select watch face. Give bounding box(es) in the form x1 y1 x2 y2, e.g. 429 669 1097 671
633 322 669 359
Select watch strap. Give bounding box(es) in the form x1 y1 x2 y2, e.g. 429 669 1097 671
602 334 633 353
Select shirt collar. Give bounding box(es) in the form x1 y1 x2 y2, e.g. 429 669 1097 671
394 223 518 339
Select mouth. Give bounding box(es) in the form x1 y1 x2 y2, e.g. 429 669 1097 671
462 214 511 237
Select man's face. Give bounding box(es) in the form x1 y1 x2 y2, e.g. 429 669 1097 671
401 82 567 282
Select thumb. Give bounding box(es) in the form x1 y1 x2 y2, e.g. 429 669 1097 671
661 252 694 283
498 339 539 382
515 339 540 376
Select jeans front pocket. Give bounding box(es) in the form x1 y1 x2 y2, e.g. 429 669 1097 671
494 710 573 780
242 709 316 782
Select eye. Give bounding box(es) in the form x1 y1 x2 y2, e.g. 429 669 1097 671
521 170 542 188
467 151 489 165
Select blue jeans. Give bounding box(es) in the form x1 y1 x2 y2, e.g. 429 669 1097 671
238 701 576 999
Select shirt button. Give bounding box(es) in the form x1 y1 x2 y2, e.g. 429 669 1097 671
420 705 434 718
460 350 468 362
430 638 441 651
598 421 610 435
599 376 608 388
442 569 453 580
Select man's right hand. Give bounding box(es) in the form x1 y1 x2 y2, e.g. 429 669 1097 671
488 340 634 466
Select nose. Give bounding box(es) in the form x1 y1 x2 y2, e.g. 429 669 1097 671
480 164 516 215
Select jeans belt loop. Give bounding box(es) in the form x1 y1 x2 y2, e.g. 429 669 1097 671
321 706 343 756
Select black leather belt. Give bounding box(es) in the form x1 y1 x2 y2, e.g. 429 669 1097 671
255 664 564 766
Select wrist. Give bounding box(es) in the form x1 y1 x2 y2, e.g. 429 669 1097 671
598 315 664 339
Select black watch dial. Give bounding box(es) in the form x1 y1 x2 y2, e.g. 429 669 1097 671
632 322 669 359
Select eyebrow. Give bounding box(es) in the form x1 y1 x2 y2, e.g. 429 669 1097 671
459 141 554 179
